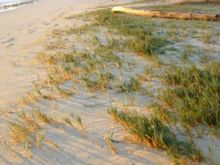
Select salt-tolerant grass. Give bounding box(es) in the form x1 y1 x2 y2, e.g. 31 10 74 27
93 10 169 59
83 71 114 91
9 2 220 163
10 111 48 149
119 77 141 92
159 62 220 128
64 114 84 131
108 107 203 162
104 132 117 154
10 109 84 153
84 7 220 163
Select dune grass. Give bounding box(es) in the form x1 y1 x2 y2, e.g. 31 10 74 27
88 9 220 130
104 132 117 154
93 10 168 59
10 109 84 152
10 111 49 149
108 107 203 162
14 4 219 163
83 71 114 91
158 62 220 128
64 114 84 131
119 77 141 92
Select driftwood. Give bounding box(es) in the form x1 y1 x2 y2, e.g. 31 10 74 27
111 6 220 22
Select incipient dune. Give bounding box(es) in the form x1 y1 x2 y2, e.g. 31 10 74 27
0 0 219 165
0 0 171 164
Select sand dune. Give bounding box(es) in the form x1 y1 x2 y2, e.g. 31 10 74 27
0 0 171 164
1 0 219 164
0 0 136 111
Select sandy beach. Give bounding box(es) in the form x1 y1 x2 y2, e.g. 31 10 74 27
0 0 135 110
0 0 172 164
0 0 219 164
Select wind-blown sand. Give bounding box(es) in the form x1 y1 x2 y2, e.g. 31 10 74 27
0 0 174 164
1 0 218 164
0 0 137 111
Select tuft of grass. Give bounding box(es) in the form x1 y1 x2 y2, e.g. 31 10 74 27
64 117 74 127
73 114 84 131
10 112 42 149
108 107 203 161
119 77 141 92
160 62 220 128
36 131 46 148
181 45 194 61
93 10 168 58
32 110 51 124
104 132 117 154
94 46 122 67
83 71 114 91
202 31 214 44
138 67 154 81
64 114 84 131
10 122 32 145
10 110 84 152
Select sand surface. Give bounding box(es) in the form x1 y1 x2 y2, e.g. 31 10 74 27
0 0 138 111
1 0 217 164
0 0 174 164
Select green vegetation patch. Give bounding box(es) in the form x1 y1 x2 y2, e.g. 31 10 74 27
119 77 141 92
160 62 220 128
108 107 203 161
93 10 169 57
83 71 114 91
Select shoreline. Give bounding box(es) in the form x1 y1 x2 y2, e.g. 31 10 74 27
0 0 38 13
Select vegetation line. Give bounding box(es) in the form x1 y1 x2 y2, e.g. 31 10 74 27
108 107 203 162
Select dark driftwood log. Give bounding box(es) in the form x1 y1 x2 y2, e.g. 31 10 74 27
112 6 220 22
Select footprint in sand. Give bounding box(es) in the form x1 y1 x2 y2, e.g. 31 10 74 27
6 43 15 48
1 37 15 48
53 23 58 28
27 29 36 34
1 37 15 44
42 21 50 26
58 12 65 17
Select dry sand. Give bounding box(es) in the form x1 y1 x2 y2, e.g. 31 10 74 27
0 0 174 164
1 0 219 164
0 0 136 111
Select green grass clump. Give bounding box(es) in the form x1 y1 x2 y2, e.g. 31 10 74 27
83 71 114 91
108 107 202 161
94 46 122 67
181 45 194 61
93 10 168 57
161 62 220 128
119 77 141 92
10 112 43 148
32 109 52 124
